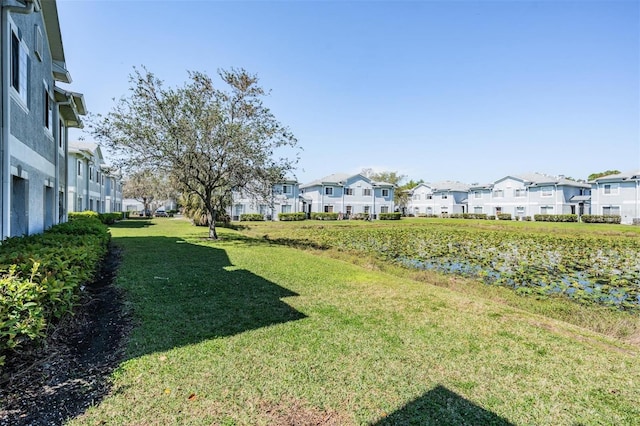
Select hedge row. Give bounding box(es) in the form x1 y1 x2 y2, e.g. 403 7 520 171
311 212 339 220
239 213 265 222
0 216 110 369
69 211 124 225
278 212 307 221
533 214 578 222
581 214 622 224
379 213 401 220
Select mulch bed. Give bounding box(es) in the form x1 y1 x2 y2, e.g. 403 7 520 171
0 246 130 426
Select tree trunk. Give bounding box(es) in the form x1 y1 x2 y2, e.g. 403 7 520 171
208 207 218 239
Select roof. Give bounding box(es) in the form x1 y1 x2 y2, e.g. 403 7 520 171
497 173 590 189
300 173 394 189
41 0 72 83
431 180 470 192
54 86 86 127
570 195 591 202
590 170 640 183
69 141 103 162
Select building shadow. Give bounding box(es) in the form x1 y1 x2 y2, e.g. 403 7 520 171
112 235 306 356
372 385 514 426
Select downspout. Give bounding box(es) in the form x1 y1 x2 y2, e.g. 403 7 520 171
1 0 36 239
52 101 59 225
62 124 68 221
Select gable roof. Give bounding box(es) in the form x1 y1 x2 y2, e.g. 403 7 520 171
431 180 470 192
69 141 103 162
300 173 394 189
495 173 590 189
590 170 640 183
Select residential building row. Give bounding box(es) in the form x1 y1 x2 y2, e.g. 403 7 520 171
229 170 640 224
0 0 86 238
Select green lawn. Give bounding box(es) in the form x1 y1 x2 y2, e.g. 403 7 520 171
70 218 640 425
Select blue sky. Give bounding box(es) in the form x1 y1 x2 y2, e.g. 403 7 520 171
57 0 639 184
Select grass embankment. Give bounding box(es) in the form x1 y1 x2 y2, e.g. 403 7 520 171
71 218 640 425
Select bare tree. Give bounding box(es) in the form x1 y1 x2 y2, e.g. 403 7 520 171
92 67 299 238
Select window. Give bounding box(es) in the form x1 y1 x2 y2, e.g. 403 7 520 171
474 191 482 199
514 189 526 197
363 188 372 196
325 187 333 195
441 194 448 199
346 206 352 215
281 205 292 213
426 207 433 214
541 186 553 197
381 206 389 213
382 189 389 197
603 206 620 215
77 160 82 176
474 206 483 214
59 120 64 149
324 205 334 213
282 185 291 194
413 194 420 200
426 194 433 200
540 206 554 214
43 84 52 130
516 206 525 216
603 183 619 195
364 206 370 214
89 166 94 182
11 31 28 105
493 189 504 198
414 207 420 214
345 188 354 196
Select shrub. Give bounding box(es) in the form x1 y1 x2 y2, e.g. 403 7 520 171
311 212 339 221
379 212 401 220
351 213 370 220
497 213 512 221
581 215 622 224
0 216 110 369
69 211 99 220
523 216 532 221
534 214 578 223
97 212 123 225
488 215 496 220
278 212 306 221
240 213 265 222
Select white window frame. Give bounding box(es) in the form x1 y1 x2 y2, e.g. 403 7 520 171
11 27 29 108
323 205 334 213
540 205 554 214
473 206 483 214
514 189 526 197
282 185 292 194
603 183 619 195
77 160 82 176
540 186 554 197
281 204 292 213
474 191 481 199
43 82 52 133
382 189 389 197
324 187 333 196
345 188 354 196
493 189 504 198
381 206 389 213
363 188 372 197
602 205 620 215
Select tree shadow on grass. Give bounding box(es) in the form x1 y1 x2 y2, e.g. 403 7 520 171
373 385 514 426
113 236 306 356
112 218 155 228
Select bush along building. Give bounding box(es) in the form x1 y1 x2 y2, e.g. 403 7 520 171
590 170 640 225
1 0 85 237
229 180 302 221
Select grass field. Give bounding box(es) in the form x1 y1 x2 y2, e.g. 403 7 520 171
70 217 640 425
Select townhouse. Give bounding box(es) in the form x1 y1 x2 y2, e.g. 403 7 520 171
467 173 591 219
590 170 640 225
230 180 301 220
407 181 470 216
68 141 122 213
1 0 85 237
299 173 394 218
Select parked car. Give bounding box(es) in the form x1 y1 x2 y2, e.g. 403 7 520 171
154 208 168 217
